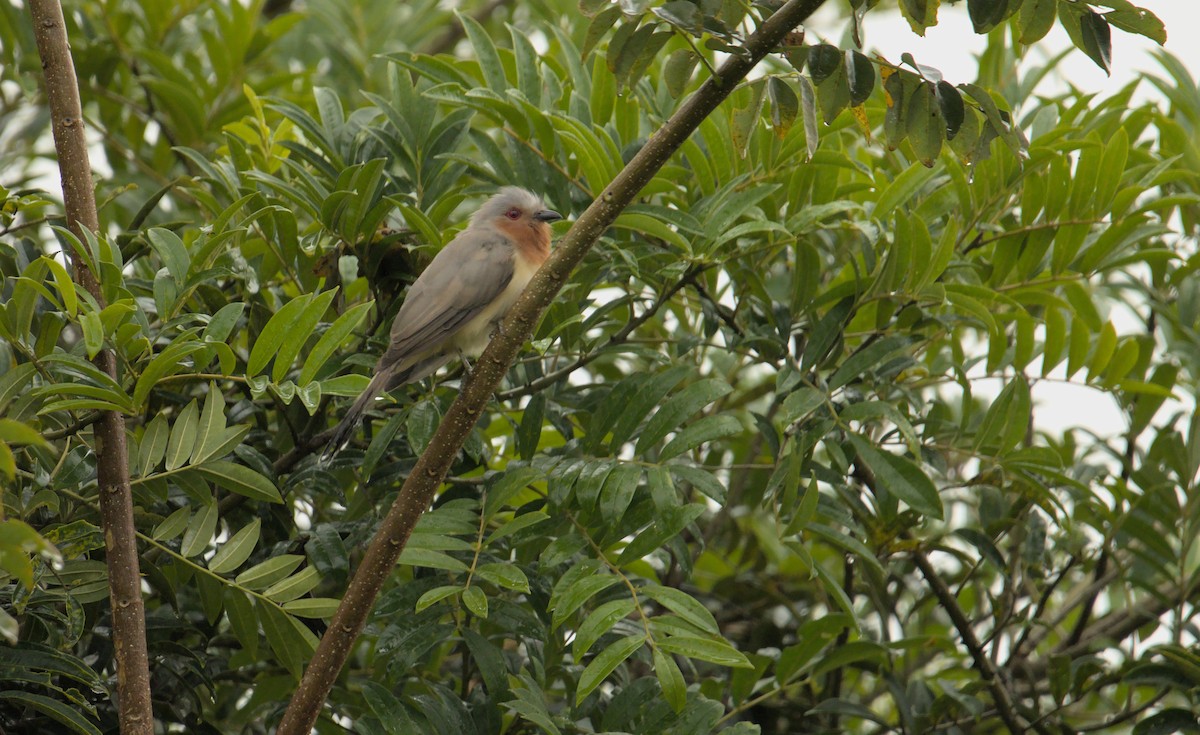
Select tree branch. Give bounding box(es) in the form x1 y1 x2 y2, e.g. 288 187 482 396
276 2 828 731
27 1 153 733
911 549 1045 735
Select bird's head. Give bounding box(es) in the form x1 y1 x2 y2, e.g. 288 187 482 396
473 187 562 257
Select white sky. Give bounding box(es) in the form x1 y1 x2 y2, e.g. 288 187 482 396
824 2 1194 94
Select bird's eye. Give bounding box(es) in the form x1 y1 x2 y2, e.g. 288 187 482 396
505 208 521 220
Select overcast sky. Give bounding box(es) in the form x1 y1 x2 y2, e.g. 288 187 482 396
822 2 1195 98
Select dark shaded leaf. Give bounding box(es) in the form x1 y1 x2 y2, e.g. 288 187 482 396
808 44 841 86
768 77 798 138
936 80 964 139
967 0 1007 33
846 50 874 107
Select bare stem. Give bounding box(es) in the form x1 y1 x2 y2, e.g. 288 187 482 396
28 1 153 733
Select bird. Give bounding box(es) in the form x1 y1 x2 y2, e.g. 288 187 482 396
321 187 563 460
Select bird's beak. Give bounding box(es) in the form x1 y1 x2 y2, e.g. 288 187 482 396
534 209 563 223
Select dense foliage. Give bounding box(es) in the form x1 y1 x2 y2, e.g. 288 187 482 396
2 0 1198 733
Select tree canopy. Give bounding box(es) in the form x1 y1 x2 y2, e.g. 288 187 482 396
2 0 1199 733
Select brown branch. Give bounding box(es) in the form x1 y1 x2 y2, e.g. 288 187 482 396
275 1 828 731
28 2 154 733
912 549 1043 735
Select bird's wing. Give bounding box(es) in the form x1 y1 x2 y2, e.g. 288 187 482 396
380 229 515 363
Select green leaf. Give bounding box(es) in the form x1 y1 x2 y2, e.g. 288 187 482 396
0 419 46 447
811 640 889 677
297 301 374 386
653 646 686 712
1018 0 1056 43
263 566 321 603
848 434 942 519
133 341 208 407
1078 8 1113 75
967 0 1007 33
415 585 462 613
664 49 697 98
80 311 104 359
153 506 191 541
829 335 914 391
576 635 645 704
191 384 227 464
180 500 218 558
272 289 337 383
730 78 766 157
246 293 311 379
808 44 841 85
573 598 637 661
225 588 259 656
236 554 305 590
475 563 530 593
147 228 190 282
41 256 77 317
659 414 743 462
905 81 943 167
616 504 706 564
259 603 317 679
768 76 799 138
641 584 719 634
462 585 488 618
898 0 938 35
599 463 641 522
973 376 1032 455
656 634 752 668
798 74 819 159
139 414 170 476
459 12 506 91
203 302 245 343
194 461 283 504
815 54 850 124
283 597 341 618
0 690 101 735
208 518 261 574
846 50 874 107
635 379 732 455
1106 7 1166 45
397 548 468 572
551 573 621 629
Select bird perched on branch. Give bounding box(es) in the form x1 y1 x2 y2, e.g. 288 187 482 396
322 187 562 460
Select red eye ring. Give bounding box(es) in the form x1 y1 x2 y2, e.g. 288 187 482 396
505 208 521 220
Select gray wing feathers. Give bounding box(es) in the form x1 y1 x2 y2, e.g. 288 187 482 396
381 231 515 363
321 230 514 462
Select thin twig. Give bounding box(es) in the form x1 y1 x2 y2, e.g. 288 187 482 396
498 264 709 401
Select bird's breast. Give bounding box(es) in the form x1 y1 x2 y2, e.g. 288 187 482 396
452 251 541 356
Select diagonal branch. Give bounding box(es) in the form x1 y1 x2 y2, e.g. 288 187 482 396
276 1 828 731
912 549 1045 735
28 1 154 733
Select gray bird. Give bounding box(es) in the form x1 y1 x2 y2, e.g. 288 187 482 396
322 187 562 459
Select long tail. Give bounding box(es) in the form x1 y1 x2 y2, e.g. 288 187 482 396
320 352 454 463
320 371 390 463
